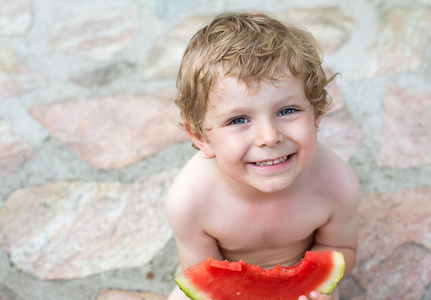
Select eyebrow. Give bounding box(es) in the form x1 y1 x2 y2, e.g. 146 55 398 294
215 107 250 119
216 96 304 116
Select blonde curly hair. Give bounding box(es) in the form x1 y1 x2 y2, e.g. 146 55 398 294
175 12 334 138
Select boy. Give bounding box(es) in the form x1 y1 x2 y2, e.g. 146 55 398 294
166 12 360 300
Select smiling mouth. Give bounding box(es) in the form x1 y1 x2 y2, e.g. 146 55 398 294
253 154 292 167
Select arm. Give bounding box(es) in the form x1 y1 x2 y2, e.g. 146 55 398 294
302 152 361 300
310 170 361 276
302 193 359 300
165 176 223 300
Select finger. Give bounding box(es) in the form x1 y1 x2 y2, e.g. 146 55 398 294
310 291 332 300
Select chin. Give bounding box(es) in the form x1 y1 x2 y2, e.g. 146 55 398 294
253 181 293 194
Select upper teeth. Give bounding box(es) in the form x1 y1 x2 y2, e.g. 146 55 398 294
254 155 289 167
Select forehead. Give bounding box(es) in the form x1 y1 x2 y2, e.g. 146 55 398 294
210 72 304 100
214 76 250 97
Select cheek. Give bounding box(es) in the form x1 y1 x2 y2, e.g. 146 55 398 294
300 131 319 160
209 134 248 160
288 122 319 152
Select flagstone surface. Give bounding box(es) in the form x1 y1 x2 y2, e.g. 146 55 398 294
0 44 47 100
0 0 32 36
143 15 211 79
378 85 431 168
51 10 139 60
0 0 430 299
97 290 167 300
0 118 33 178
275 6 356 53
325 70 345 114
0 283 22 300
358 7 431 78
0 169 178 280
319 112 362 162
30 91 187 170
70 61 136 87
349 187 431 299
318 72 362 162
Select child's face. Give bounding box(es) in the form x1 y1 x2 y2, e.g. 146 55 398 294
195 74 321 194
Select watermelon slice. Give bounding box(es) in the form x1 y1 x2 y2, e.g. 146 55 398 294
175 251 344 300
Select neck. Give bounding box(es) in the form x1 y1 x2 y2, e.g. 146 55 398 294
217 168 295 204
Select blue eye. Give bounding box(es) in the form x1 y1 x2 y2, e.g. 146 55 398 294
278 108 296 116
229 117 249 125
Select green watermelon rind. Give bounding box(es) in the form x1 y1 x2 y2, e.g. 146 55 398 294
175 274 209 300
316 251 345 295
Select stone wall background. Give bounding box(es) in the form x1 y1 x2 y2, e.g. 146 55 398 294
0 0 431 299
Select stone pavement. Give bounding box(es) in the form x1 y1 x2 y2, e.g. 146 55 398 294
0 0 430 299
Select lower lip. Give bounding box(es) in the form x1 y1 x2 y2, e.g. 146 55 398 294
249 154 295 171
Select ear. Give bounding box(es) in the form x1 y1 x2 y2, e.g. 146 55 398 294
184 123 216 158
314 115 322 132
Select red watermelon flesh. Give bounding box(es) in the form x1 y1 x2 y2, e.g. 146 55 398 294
175 251 345 300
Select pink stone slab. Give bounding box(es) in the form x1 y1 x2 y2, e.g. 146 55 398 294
30 91 187 170
0 169 178 280
0 0 32 36
361 243 431 300
0 118 33 178
358 8 431 78
378 85 431 168
97 290 167 300
51 10 138 60
352 188 431 297
0 44 47 100
275 6 356 53
318 112 362 161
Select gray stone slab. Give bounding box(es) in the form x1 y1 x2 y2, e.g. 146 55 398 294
0 118 33 178
0 0 32 36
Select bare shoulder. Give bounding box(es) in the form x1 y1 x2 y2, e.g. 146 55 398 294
165 152 224 269
312 143 361 207
165 151 216 225
310 144 360 274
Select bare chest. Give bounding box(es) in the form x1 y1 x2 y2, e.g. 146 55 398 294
205 197 328 266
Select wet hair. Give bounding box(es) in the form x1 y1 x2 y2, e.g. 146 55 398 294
175 12 334 138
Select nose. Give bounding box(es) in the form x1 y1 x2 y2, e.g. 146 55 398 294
254 119 283 147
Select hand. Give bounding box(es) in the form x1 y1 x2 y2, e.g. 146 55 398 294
298 291 333 300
